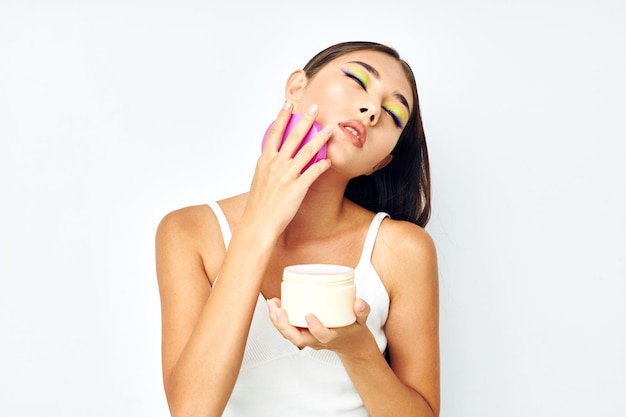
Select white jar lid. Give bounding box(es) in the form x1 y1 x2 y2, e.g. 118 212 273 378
282 264 354 283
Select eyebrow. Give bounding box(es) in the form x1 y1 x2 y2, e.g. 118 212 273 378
347 60 411 113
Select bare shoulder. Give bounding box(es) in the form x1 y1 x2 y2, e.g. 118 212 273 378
156 204 217 251
379 218 436 258
157 204 212 236
373 218 438 293
155 204 226 284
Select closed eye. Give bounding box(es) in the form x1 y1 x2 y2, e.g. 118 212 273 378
341 68 368 91
383 106 404 128
382 103 407 129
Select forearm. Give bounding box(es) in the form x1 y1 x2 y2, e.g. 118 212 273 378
339 339 437 417
165 226 276 417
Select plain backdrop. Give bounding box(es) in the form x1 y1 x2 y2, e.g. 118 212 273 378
1 1 625 416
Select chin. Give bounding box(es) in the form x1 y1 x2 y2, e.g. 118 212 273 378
324 145 363 178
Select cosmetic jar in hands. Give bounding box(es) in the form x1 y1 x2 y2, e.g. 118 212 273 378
281 264 356 328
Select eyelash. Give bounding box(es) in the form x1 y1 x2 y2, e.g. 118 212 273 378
383 107 403 128
342 69 404 129
343 70 367 90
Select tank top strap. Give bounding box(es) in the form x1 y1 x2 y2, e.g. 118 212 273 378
358 212 390 266
207 201 232 249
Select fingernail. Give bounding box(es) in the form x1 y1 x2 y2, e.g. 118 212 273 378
283 101 293 111
323 124 333 135
307 104 318 115
275 308 282 321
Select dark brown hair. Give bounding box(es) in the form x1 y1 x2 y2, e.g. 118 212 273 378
303 41 431 227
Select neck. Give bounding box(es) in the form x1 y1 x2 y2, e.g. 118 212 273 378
281 170 353 244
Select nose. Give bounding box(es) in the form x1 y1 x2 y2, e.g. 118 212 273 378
360 105 381 126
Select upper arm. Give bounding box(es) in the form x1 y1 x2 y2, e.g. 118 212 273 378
155 205 223 385
376 221 440 415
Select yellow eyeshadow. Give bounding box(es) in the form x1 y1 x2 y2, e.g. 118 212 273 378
350 68 370 89
384 103 407 124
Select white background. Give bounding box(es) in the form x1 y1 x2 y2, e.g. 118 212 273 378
1 1 625 416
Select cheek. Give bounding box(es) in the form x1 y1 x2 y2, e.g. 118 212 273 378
306 80 350 109
376 133 401 156
319 84 347 107
295 88 337 117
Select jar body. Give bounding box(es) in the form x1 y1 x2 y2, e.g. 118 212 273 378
281 264 356 328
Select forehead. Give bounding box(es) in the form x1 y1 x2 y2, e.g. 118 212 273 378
324 50 414 108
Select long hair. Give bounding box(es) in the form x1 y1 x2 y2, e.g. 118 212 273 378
303 41 431 227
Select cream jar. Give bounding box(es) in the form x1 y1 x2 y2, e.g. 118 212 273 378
281 264 356 328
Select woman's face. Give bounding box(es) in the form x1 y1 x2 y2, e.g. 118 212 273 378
290 50 414 178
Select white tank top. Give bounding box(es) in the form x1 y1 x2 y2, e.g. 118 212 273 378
207 201 390 417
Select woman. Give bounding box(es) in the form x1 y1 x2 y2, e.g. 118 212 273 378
155 41 439 417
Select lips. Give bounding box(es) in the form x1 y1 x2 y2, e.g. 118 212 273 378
338 120 367 148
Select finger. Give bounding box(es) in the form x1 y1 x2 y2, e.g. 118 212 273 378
267 299 305 338
295 123 332 181
263 101 294 153
305 313 334 344
279 103 319 157
266 298 283 322
297 157 332 183
294 123 332 176
354 298 371 325
267 299 318 347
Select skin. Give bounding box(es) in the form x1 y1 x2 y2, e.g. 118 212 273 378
155 50 440 417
